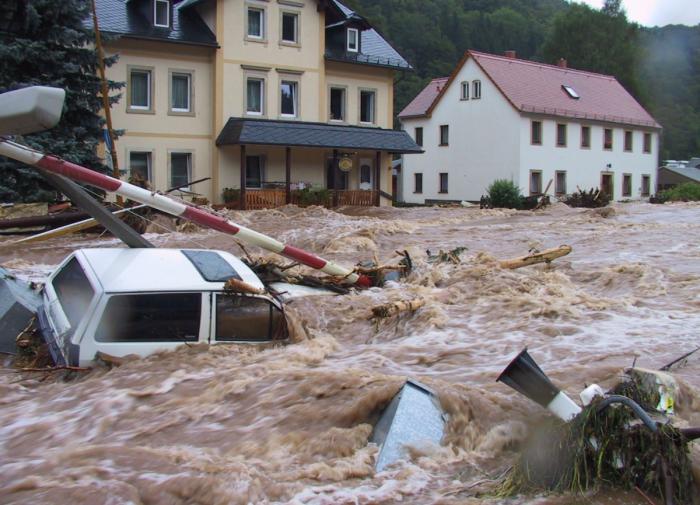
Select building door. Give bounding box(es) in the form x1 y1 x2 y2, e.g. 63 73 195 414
359 158 373 190
326 158 348 190
601 172 614 198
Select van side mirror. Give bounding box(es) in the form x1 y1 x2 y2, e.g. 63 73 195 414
0 86 65 135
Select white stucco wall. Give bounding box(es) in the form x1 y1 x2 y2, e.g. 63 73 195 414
400 58 522 203
519 118 659 200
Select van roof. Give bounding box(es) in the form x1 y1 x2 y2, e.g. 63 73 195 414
76 248 264 293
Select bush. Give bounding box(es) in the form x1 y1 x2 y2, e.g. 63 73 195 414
487 179 523 209
222 187 240 203
562 188 611 208
658 182 700 202
293 187 331 206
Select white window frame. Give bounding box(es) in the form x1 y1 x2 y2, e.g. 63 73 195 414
169 70 193 115
280 11 299 45
329 85 346 122
247 6 265 40
169 151 193 191
154 0 170 28
127 66 154 113
472 80 481 99
347 28 359 52
280 79 298 118
246 77 265 116
127 150 153 182
460 81 469 100
359 88 376 124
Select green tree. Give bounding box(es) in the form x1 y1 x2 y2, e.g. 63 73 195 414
541 2 641 97
0 0 122 202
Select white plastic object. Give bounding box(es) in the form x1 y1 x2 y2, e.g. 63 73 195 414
547 391 582 421
0 86 65 135
580 384 606 406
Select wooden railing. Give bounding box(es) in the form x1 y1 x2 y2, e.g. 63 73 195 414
239 189 379 209
245 189 287 210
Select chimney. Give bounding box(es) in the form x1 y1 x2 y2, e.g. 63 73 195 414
557 58 567 68
505 50 516 59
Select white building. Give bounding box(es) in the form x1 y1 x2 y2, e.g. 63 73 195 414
398 50 661 203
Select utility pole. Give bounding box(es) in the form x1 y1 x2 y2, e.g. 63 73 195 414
91 0 123 204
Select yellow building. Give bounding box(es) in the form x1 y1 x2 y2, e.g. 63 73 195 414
96 0 420 207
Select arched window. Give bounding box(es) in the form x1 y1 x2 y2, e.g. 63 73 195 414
472 80 481 99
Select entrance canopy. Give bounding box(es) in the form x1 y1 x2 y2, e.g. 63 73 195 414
216 118 423 154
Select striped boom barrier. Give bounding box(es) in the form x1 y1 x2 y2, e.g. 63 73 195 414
0 139 371 287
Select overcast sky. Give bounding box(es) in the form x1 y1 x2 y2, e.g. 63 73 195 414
578 0 700 27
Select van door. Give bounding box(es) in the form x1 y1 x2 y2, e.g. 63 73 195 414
211 293 287 343
80 292 206 362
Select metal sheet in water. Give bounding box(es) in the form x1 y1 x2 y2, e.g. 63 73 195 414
371 379 446 472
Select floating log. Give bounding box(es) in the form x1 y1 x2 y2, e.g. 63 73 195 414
371 298 425 319
0 210 90 231
499 245 572 270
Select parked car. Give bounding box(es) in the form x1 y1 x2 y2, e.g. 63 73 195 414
38 248 290 366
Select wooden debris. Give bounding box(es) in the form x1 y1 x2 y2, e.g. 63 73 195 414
427 247 467 264
19 365 90 373
224 277 266 295
499 245 572 270
371 298 425 319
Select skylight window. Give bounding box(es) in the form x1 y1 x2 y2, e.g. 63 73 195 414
562 85 580 99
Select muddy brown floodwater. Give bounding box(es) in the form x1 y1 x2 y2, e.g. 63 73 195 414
1 201 699 504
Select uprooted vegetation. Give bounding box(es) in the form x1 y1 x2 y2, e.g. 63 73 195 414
562 188 611 208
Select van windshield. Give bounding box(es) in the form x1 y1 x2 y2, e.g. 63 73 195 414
52 257 95 329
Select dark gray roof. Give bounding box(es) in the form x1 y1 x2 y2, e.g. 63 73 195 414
92 0 217 47
216 118 423 153
660 165 700 183
326 1 411 70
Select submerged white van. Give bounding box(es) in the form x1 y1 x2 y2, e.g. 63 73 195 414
38 248 289 366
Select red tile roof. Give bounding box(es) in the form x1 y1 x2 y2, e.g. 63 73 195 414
398 77 449 118
399 50 661 129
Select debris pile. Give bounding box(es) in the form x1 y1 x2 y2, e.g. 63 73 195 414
562 188 611 208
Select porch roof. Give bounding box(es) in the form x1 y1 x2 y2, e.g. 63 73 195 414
216 118 423 154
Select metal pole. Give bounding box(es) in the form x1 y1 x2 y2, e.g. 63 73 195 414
285 146 291 205
91 0 123 205
0 139 370 287
240 145 247 210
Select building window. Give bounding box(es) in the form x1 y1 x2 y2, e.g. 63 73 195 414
154 0 170 28
129 151 152 182
359 89 375 124
472 80 481 99
556 123 567 147
280 80 298 117
555 170 567 195
641 175 651 197
439 125 449 146
415 127 423 147
460 81 469 100
128 67 152 112
347 28 359 52
530 170 542 195
329 87 345 121
624 130 633 152
170 71 192 113
247 7 264 39
562 84 579 99
281 12 298 44
581 125 591 148
246 78 264 115
604 128 613 150
439 173 448 193
643 133 652 153
531 120 542 145
622 174 632 197
246 155 264 188
414 173 423 193
170 152 192 189
360 164 371 184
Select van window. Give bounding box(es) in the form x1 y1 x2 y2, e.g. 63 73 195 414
215 295 286 341
52 257 95 329
96 293 201 342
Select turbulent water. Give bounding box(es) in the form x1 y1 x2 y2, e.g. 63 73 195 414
1 202 699 504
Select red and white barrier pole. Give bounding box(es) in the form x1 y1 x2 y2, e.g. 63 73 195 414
0 139 371 287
